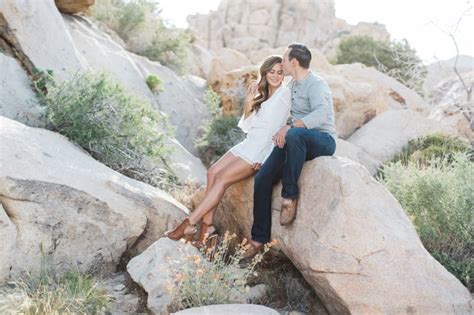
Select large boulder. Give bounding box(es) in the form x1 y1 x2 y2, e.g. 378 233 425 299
347 109 459 164
207 47 252 87
63 14 208 182
127 238 201 314
428 71 474 141
131 53 211 155
54 0 95 14
334 139 381 175
196 156 472 314
0 117 188 281
127 238 268 314
0 0 85 81
0 53 44 127
323 72 390 139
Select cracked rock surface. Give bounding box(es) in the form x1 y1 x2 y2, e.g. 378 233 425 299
0 116 187 281
194 156 473 314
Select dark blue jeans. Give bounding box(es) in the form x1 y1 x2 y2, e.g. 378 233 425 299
251 128 336 243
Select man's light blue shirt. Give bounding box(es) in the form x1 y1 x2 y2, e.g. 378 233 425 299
289 72 337 140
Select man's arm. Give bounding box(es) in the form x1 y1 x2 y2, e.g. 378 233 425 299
300 82 333 129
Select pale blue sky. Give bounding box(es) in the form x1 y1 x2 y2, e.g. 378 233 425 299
158 0 473 63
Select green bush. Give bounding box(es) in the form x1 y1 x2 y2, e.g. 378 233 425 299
141 26 193 74
38 71 176 190
146 74 164 93
335 35 426 93
197 115 245 166
391 133 472 166
203 87 222 117
379 153 473 290
92 0 192 74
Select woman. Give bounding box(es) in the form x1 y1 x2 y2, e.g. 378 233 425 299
165 55 291 248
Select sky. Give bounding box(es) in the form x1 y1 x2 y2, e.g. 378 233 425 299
157 0 473 64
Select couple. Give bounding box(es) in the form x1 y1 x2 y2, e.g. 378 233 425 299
165 43 337 257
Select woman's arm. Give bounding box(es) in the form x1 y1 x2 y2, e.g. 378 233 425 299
243 82 258 119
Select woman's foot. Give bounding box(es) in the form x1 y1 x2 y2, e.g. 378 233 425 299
164 218 198 242
192 222 217 248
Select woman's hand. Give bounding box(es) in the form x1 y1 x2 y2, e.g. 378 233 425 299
252 162 262 170
246 82 258 99
273 125 291 148
243 82 258 118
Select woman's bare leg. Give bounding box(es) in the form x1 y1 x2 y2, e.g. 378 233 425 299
201 152 238 226
188 157 256 226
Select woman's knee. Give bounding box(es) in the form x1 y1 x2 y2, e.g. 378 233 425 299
207 166 219 180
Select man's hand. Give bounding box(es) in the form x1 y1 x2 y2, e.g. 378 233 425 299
272 125 291 148
292 119 306 128
252 162 262 170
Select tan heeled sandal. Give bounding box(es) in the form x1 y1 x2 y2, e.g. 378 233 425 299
164 218 198 242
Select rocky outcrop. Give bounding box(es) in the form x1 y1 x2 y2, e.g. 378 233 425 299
1 0 208 184
0 54 44 127
187 0 390 56
63 14 211 161
428 70 474 141
347 109 458 164
0 0 85 81
127 238 269 314
334 139 381 175
127 238 199 314
0 117 188 281
55 0 95 14
194 156 472 314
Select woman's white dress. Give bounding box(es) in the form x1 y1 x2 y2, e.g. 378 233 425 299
230 85 291 165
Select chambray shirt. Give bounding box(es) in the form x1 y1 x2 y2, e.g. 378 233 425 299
290 72 337 140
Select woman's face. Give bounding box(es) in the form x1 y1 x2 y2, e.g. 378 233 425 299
265 63 284 88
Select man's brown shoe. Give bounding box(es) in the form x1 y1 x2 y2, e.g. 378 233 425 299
241 241 263 260
280 198 298 226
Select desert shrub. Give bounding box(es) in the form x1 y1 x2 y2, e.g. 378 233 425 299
391 133 472 166
168 232 275 311
146 74 164 93
141 26 193 74
203 87 221 117
0 263 110 314
379 152 473 290
197 115 245 166
335 35 426 93
91 0 158 38
92 0 192 74
37 71 176 190
197 87 245 166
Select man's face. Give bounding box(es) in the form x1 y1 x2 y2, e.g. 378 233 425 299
282 48 293 76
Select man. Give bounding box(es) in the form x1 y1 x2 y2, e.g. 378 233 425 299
244 43 337 257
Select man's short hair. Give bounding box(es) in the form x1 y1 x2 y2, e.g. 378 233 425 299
288 43 312 69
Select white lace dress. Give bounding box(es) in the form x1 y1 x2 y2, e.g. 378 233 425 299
230 85 291 165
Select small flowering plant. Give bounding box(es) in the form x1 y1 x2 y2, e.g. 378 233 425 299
167 231 277 310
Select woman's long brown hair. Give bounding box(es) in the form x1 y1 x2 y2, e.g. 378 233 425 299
251 55 283 113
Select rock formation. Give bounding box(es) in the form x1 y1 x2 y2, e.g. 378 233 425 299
193 156 473 314
187 0 390 57
0 117 188 281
